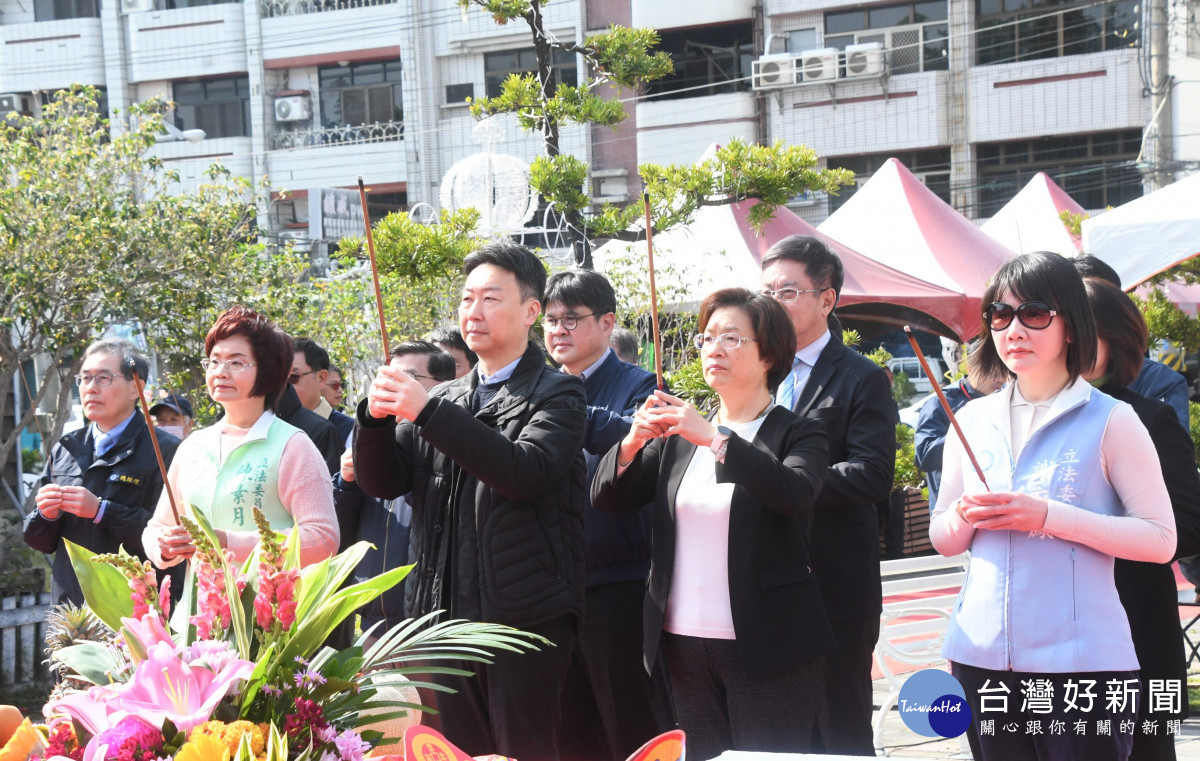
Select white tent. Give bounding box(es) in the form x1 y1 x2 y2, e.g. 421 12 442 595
1082 172 1200 287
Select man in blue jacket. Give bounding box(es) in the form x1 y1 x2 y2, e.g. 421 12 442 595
545 270 673 761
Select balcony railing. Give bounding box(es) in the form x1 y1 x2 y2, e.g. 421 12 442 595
268 121 403 150
259 0 394 18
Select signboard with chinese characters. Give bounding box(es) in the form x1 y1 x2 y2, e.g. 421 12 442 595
309 188 364 243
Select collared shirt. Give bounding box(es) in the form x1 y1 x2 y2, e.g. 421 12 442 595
566 348 612 381
477 355 523 386
91 411 137 460
87 410 137 525
314 397 333 419
1009 380 1069 460
791 329 833 401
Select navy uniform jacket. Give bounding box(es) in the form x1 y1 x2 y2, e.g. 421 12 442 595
24 414 180 605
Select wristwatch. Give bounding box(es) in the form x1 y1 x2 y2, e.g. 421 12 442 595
710 425 733 463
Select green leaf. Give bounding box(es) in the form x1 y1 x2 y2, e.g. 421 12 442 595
53 642 120 686
64 539 134 630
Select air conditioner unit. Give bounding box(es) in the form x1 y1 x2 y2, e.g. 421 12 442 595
845 42 885 77
0 93 33 115
800 48 839 83
751 53 800 90
121 0 154 14
274 95 311 122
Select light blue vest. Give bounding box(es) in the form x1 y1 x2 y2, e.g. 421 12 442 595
944 384 1138 673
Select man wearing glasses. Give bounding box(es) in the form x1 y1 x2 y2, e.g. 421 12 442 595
24 339 182 606
543 270 672 761
761 236 897 756
276 336 342 475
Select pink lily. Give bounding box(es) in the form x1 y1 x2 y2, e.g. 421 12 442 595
43 684 127 736
115 641 253 734
121 609 175 661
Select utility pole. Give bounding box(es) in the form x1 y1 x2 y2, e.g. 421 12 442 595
1148 0 1174 190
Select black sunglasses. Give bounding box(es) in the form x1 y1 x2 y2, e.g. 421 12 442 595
985 301 1059 331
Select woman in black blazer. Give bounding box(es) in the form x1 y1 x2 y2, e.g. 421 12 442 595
591 287 834 761
1082 278 1200 761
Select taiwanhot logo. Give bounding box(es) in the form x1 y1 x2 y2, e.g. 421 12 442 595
897 668 972 739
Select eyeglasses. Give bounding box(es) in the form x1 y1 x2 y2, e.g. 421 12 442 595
403 369 436 382
75 372 125 387
287 370 318 384
201 358 255 374
761 287 826 303
543 313 597 331
327 381 344 391
985 301 1059 331
693 333 757 351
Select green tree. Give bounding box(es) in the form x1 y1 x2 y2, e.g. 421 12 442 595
0 86 279 509
415 0 856 267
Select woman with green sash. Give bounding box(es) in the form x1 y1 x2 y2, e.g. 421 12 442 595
143 306 339 569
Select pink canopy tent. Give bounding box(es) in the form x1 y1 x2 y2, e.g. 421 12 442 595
980 172 1083 256
592 198 974 339
818 158 1015 338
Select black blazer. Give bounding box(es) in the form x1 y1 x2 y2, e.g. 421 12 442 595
591 406 835 679
1103 384 1200 716
790 332 897 620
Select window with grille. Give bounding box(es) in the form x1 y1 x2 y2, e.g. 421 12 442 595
318 60 404 129
484 49 578 99
975 0 1139 65
827 150 952 212
644 21 754 99
173 77 251 139
33 0 97 21
976 130 1142 216
824 2 949 74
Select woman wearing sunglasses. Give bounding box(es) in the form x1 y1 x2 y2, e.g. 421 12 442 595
143 306 339 572
591 288 833 760
931 252 1176 761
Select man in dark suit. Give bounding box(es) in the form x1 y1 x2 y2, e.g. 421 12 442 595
24 339 181 606
544 269 672 761
761 235 897 755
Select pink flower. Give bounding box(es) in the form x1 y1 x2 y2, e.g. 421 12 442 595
85 716 163 761
115 641 253 734
44 685 126 736
159 575 172 620
121 610 174 659
333 729 370 761
277 600 297 629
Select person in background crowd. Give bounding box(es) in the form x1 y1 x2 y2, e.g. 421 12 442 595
1083 277 1200 761
427 324 478 379
150 392 194 441
914 366 1002 514
544 270 673 761
760 235 896 755
335 340 456 634
143 306 339 571
355 241 587 761
932 252 1176 761
324 366 346 410
592 287 832 761
292 337 354 450
609 327 641 366
26 339 182 606
1071 255 1189 429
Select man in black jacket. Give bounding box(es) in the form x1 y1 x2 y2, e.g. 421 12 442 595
761 236 897 756
544 270 671 761
277 381 341 475
354 241 587 761
25 339 181 606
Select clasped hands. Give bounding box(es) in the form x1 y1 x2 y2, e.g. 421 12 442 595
366 359 430 422
35 484 100 521
619 390 716 465
955 491 1049 533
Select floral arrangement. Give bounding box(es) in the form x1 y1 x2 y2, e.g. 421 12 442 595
16 507 543 761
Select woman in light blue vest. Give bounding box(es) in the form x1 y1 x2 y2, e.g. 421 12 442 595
143 306 339 570
931 252 1176 761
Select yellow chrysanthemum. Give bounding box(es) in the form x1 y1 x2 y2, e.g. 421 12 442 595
175 733 231 761
221 720 266 756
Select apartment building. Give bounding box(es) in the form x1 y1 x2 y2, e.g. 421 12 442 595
0 0 1196 258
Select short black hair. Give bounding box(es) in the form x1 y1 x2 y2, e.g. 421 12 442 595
84 338 150 382
426 325 478 368
463 240 546 304
390 339 457 383
697 288 797 391
761 235 845 304
1083 278 1149 388
292 337 330 372
1072 255 1122 288
970 251 1097 385
544 269 617 316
